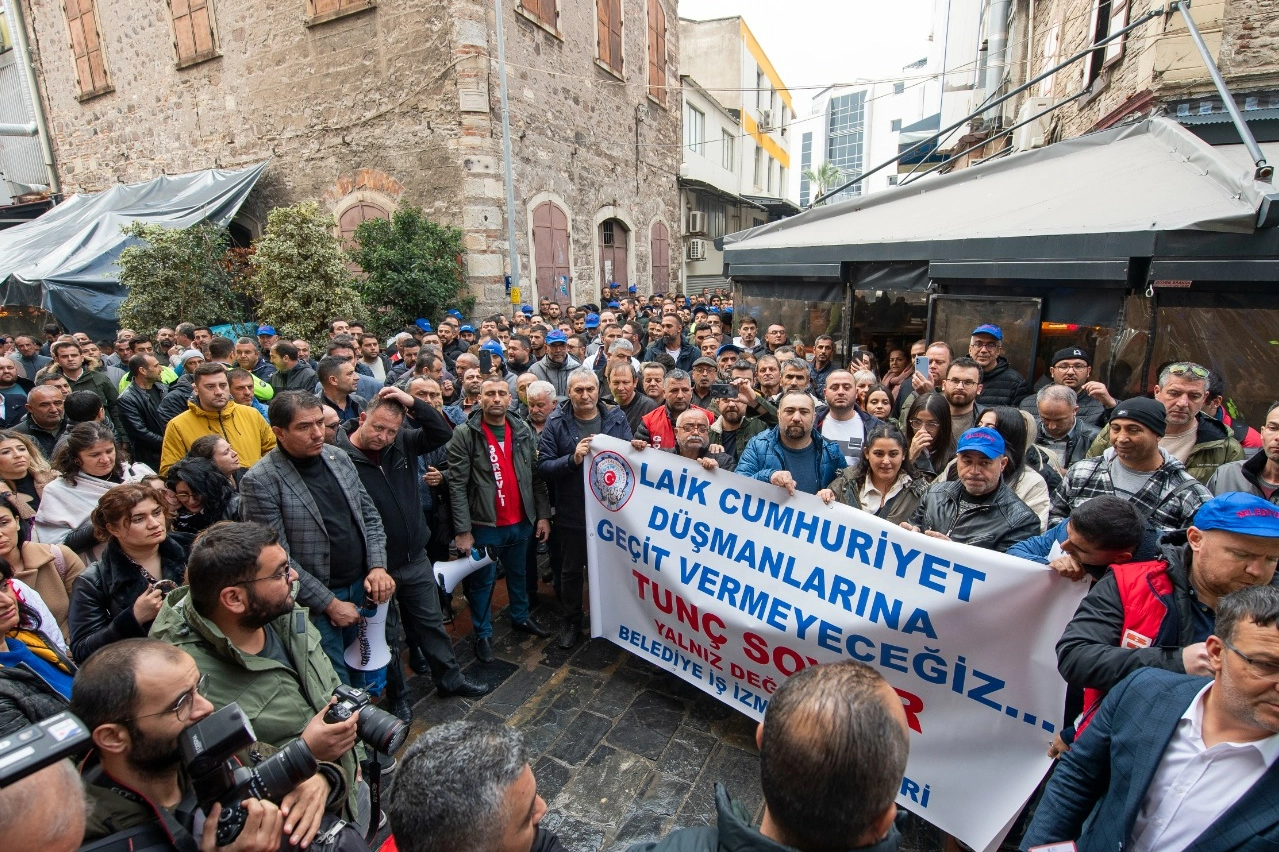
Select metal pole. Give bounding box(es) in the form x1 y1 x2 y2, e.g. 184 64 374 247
900 89 1085 186
6 0 60 196
1171 0 1272 181
492 0 523 302
813 6 1165 204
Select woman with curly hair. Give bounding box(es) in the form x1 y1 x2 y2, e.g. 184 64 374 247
186 434 245 487
32 422 153 547
164 456 241 535
66 483 186 661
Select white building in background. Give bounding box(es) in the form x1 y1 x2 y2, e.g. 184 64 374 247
678 16 798 293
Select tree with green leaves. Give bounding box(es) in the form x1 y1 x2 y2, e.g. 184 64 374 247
802 161 846 204
247 201 366 345
348 206 471 337
116 222 244 334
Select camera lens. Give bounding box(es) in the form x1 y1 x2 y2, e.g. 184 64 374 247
356 704 409 755
248 739 318 803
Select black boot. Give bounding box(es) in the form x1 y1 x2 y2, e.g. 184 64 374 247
557 615 582 650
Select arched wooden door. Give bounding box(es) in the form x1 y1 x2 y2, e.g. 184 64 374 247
599 218 629 290
533 201 571 304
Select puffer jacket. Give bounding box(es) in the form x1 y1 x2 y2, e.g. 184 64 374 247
0 633 73 735
150 587 358 820
158 398 277 475
445 409 551 534
67 536 188 661
975 356 1031 407
537 400 633 528
908 479 1041 552
1086 411 1243 486
1208 451 1279 504
736 427 848 493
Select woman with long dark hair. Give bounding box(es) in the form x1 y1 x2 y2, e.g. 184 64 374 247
186 434 245 487
66 483 186 661
820 424 928 524
164 457 241 534
903 391 953 477
0 556 75 732
33 422 153 547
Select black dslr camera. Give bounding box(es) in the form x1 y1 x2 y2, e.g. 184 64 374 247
179 703 317 847
0 712 90 788
324 684 408 755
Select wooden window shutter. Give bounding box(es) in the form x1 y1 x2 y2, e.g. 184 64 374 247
64 0 111 98
598 0 621 73
306 0 376 26
647 0 666 103
521 0 556 28
168 0 218 65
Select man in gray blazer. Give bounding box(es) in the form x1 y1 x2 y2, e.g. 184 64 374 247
241 390 396 692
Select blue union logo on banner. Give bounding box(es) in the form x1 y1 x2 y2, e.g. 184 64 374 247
589 451 634 511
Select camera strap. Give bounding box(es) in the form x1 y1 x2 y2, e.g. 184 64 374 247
82 765 201 852
364 752 383 846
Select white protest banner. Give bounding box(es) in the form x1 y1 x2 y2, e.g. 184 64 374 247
583 436 1088 852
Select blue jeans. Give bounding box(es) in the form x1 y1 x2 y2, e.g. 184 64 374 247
466 521 533 639
312 578 388 695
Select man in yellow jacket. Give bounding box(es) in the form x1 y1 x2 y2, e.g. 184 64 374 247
159 362 276 474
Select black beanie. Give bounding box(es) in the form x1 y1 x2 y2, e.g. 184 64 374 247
1110 397 1167 437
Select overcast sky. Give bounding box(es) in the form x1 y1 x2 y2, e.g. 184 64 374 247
679 0 937 120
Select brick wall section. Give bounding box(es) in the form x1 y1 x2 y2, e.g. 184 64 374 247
20 0 680 315
1013 0 1279 140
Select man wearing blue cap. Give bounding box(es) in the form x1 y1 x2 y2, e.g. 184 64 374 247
903 427 1040 552
528 330 580 398
1055 491 1279 745
968 324 1030 407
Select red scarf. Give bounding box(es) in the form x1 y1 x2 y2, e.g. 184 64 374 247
482 420 524 527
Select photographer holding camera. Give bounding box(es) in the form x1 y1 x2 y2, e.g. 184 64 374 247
70 638 284 851
150 522 365 848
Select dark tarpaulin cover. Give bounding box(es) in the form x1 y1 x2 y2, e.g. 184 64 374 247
0 162 267 341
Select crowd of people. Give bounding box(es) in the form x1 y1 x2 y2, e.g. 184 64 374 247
0 289 1278 852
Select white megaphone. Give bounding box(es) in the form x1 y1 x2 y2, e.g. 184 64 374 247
344 601 393 672
433 548 493 593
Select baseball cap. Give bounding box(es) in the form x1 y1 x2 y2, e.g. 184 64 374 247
607 301 620 309
415 318 433 333
584 313 600 328
716 343 742 357
460 324 476 334
955 427 1005 459
692 305 709 316
521 305 534 314
480 340 505 358
628 284 637 293
692 356 718 370
1051 347 1091 366
1193 492 1279 537
446 309 464 320
546 330 568 344
971 324 1003 340
256 325 276 336
1110 397 1166 437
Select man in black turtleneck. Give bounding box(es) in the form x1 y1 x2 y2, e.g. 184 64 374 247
240 391 396 692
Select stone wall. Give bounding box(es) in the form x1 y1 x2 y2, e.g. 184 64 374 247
21 0 681 314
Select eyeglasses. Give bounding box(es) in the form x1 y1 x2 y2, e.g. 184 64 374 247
908 419 941 432
678 425 710 434
945 379 980 388
238 567 291 586
1165 362 1209 379
1221 638 1279 681
969 340 1001 351
1053 362 1089 372
128 674 209 722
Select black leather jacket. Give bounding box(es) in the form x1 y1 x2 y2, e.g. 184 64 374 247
117 382 169 469
908 479 1041 553
67 536 188 661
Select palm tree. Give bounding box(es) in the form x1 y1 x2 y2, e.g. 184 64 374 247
802 161 845 205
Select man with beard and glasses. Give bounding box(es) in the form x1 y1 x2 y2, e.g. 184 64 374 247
667 409 733 471
636 369 712 450
72 638 289 852
151 523 366 845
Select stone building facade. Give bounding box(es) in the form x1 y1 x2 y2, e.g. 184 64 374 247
17 0 681 312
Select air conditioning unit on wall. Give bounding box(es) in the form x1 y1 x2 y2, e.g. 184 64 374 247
759 109 773 129
687 238 707 261
687 211 707 234
1012 98 1055 151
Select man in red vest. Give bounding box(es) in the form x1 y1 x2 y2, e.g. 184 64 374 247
635 369 712 450
1054 491 1279 748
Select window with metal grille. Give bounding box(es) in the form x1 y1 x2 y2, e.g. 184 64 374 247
597 0 623 75
646 0 666 104
63 0 112 100
603 220 615 246
168 0 219 67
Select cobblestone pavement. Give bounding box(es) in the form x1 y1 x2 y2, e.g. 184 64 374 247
387 583 945 852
